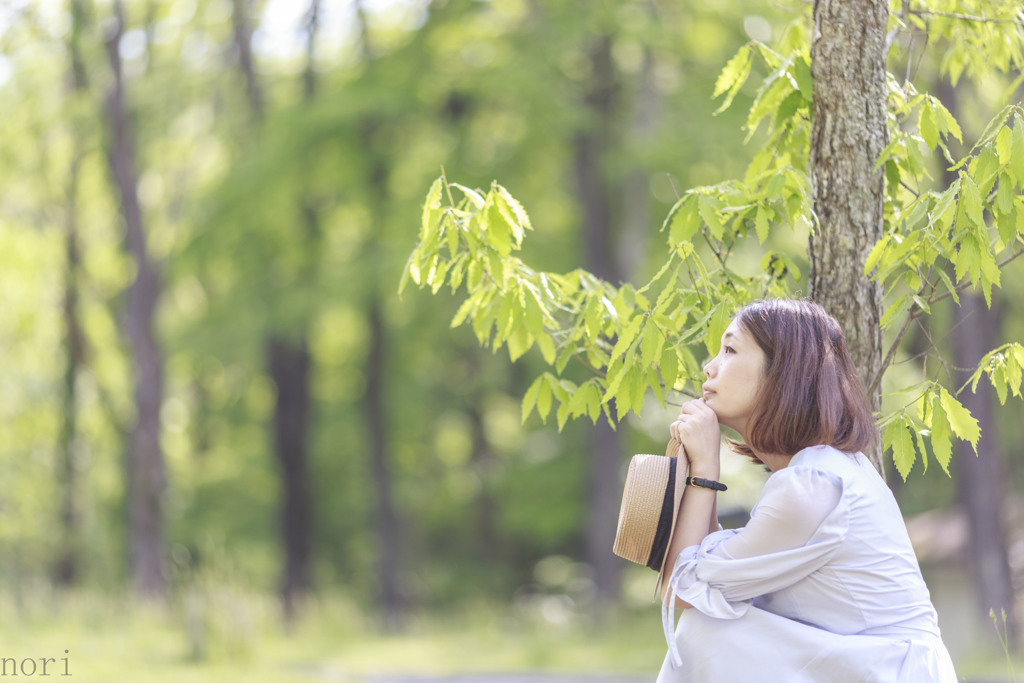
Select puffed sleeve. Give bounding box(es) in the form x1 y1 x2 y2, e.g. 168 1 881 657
661 466 848 668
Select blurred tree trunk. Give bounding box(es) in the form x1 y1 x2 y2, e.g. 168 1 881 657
231 0 265 118
103 0 167 597
267 337 313 620
933 74 1017 644
271 0 323 621
807 0 888 473
229 0 317 620
953 296 1017 645
355 8 404 631
54 0 91 587
619 46 660 282
469 398 497 558
365 300 403 631
574 32 622 604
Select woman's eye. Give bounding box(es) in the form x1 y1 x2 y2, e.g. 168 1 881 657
724 346 735 354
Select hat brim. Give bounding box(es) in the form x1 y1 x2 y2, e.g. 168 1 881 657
655 443 686 600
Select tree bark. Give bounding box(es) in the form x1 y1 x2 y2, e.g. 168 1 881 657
953 296 1017 644
573 33 623 604
807 0 889 473
104 0 167 597
365 301 403 631
54 0 92 588
228 0 319 620
231 0 264 119
267 338 313 620
932 75 1018 647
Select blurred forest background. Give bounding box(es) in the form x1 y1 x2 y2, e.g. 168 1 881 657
1 0 1023 680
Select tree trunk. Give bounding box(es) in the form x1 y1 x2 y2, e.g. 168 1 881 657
365 301 403 631
619 46 660 282
807 0 889 473
933 75 1018 647
267 338 313 620
229 0 319 619
953 296 1017 645
231 0 264 119
104 0 167 597
56 149 86 588
573 33 623 604
468 404 497 559
54 0 92 588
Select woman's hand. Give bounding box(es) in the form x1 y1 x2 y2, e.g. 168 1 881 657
669 398 722 476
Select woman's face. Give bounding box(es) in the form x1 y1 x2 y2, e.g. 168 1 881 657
701 319 767 437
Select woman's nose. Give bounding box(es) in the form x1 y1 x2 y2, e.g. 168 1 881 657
703 360 714 377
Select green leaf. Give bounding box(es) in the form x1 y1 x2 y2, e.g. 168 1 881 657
421 177 443 239
610 315 644 363
880 294 910 329
995 126 1013 171
522 375 544 423
450 183 486 208
1012 116 1024 184
640 319 664 367
497 184 533 234
789 55 813 101
1007 348 1023 399
660 347 679 392
863 235 890 277
959 175 985 233
485 196 513 257
993 363 1008 405
933 98 962 143
972 147 1000 196
536 333 556 364
954 232 982 284
912 425 931 475
919 100 938 151
507 323 532 362
698 195 724 239
930 394 953 476
584 295 603 340
885 417 916 481
451 290 480 328
537 376 553 422
939 387 980 454
996 172 1015 216
755 205 769 243
935 267 960 305
705 303 732 357
629 366 647 416
713 44 753 113
666 197 701 245
931 180 959 229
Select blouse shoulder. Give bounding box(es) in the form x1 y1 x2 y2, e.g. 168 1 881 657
764 457 844 499
756 460 844 537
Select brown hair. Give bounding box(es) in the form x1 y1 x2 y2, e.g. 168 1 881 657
728 299 877 460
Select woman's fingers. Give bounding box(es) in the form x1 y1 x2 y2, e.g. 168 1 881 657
669 398 721 470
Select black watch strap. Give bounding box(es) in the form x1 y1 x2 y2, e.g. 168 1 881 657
686 476 728 492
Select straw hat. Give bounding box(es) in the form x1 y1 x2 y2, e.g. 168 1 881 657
613 438 686 597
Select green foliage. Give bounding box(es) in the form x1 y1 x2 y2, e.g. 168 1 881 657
405 4 1024 481
402 171 794 428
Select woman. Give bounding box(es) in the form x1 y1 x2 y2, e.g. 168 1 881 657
658 299 956 682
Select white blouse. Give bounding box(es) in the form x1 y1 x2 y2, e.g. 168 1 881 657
658 444 957 683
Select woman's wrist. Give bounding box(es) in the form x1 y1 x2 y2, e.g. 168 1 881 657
687 466 721 480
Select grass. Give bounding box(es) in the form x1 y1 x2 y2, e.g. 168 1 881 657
0 587 668 682
1 585 1021 682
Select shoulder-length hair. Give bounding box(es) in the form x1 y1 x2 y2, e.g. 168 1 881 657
729 299 877 460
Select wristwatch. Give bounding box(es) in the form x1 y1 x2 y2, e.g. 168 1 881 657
686 476 728 492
